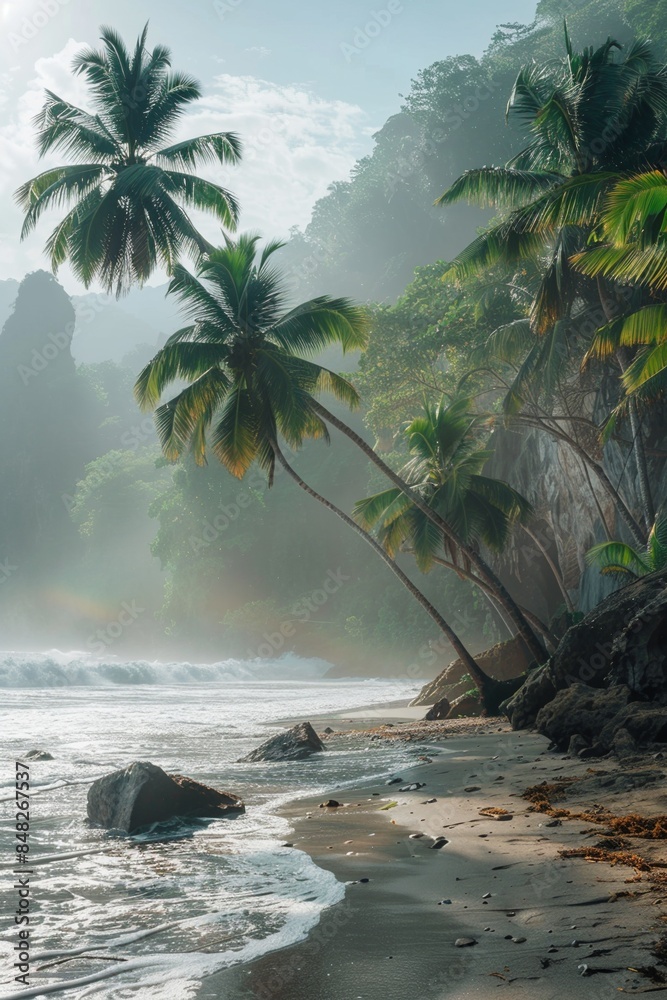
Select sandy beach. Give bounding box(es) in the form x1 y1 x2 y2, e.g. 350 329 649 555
207 715 667 999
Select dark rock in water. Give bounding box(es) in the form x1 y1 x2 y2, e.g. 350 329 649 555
424 698 450 721
239 722 325 763
320 799 341 808
386 776 402 785
323 727 334 734
429 836 449 850
87 761 245 833
455 937 477 947
23 749 54 761
399 782 425 792
504 570 667 729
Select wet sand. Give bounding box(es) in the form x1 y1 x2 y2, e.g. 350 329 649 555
202 720 666 998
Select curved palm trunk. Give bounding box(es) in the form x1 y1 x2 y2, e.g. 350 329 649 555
310 399 547 666
428 553 559 650
270 440 498 706
520 525 574 613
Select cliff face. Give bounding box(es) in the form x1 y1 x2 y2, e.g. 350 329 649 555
0 271 95 579
489 417 660 616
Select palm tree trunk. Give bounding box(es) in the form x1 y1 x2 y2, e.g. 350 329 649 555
428 553 559 649
309 399 547 666
520 525 574 613
270 439 499 706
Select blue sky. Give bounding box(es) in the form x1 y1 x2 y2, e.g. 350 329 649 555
0 0 538 285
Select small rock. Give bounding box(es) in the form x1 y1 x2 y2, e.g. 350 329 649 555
512 937 527 944
358 877 370 883
23 749 54 761
454 938 477 948
482 892 492 899
578 743 607 760
399 782 425 792
319 799 341 808
429 837 449 850
545 819 561 828
386 777 402 785
464 786 481 793
438 899 452 905
423 797 437 804
323 727 334 734
409 833 424 839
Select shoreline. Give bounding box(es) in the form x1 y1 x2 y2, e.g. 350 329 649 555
203 716 667 998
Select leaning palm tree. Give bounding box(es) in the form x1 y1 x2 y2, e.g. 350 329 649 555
587 509 667 580
135 234 504 706
437 28 667 534
16 24 241 296
354 399 556 647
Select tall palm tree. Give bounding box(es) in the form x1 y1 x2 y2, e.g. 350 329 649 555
134 234 503 705
16 24 241 296
437 28 667 534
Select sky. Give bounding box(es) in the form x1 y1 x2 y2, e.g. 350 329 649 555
0 0 538 289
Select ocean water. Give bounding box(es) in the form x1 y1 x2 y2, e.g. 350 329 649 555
0 651 420 998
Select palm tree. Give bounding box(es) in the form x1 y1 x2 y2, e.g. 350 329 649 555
437 28 667 535
574 171 667 404
16 24 241 296
354 398 557 647
134 234 504 706
587 509 667 580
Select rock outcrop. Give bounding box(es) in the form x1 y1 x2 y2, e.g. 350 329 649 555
504 570 667 730
411 635 534 708
87 761 244 832
239 722 325 763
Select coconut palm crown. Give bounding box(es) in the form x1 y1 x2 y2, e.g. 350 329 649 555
16 24 242 296
135 234 369 483
354 397 532 570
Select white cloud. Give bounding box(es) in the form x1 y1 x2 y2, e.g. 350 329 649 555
0 42 372 286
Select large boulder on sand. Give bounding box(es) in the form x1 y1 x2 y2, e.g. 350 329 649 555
534 683 632 747
87 762 245 832
239 722 325 763
504 570 667 730
532 682 667 754
411 635 534 708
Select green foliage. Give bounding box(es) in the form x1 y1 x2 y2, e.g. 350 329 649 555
586 510 667 579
